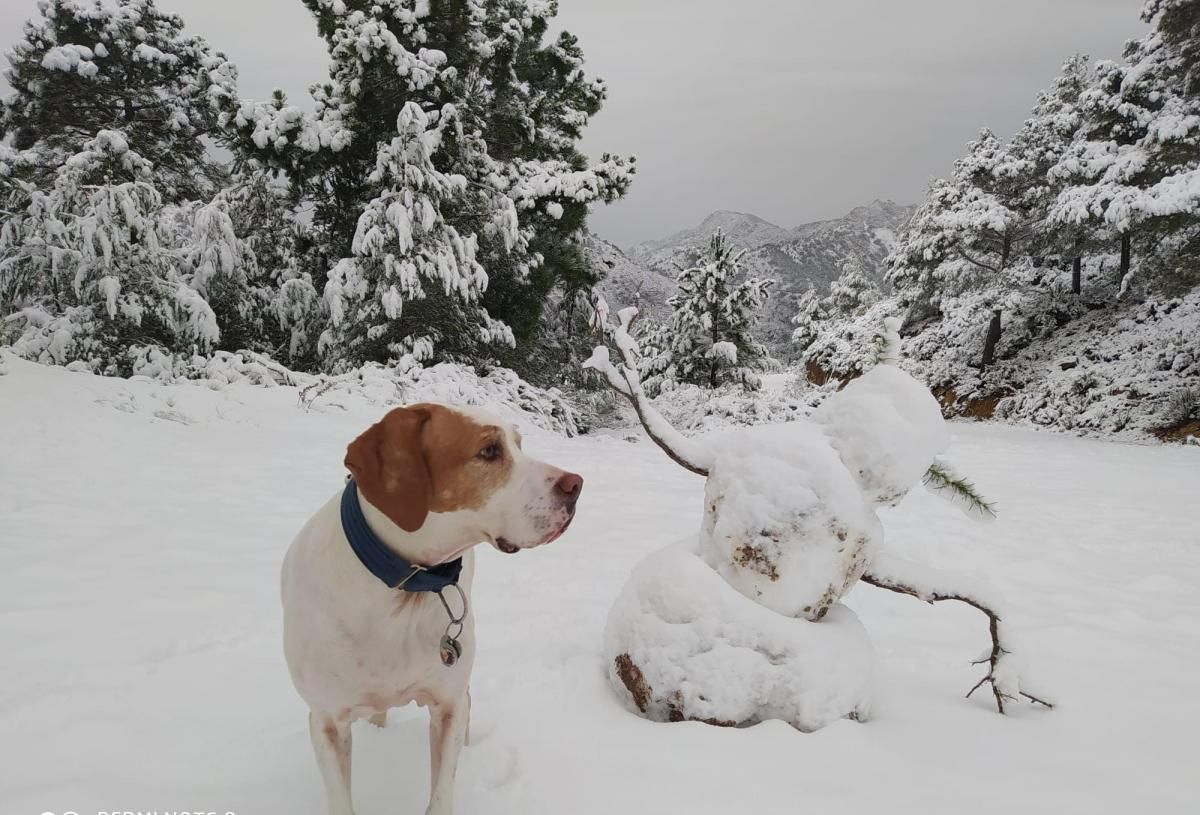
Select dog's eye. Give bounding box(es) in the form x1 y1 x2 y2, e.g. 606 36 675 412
478 442 501 461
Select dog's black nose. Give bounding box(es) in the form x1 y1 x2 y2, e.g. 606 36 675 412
555 472 583 501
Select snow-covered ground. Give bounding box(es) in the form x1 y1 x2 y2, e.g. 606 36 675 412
2 352 1198 814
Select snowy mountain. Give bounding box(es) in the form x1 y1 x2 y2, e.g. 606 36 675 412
602 200 917 356
629 210 796 261
588 234 676 320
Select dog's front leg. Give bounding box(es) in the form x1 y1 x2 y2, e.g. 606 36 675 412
309 712 355 815
425 691 469 815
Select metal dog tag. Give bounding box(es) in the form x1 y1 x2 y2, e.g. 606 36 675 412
439 634 462 667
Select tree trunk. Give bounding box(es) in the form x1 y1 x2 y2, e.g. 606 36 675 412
709 304 720 388
123 57 136 124
1071 255 1081 295
1118 233 1131 284
981 309 1002 369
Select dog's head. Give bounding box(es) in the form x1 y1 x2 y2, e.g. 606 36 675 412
345 403 582 556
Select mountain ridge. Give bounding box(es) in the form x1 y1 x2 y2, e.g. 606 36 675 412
597 199 917 358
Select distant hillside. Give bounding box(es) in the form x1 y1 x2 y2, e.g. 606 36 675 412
596 200 916 357
630 210 795 260
587 234 676 320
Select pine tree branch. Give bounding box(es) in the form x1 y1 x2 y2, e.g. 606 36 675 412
955 247 1003 275
923 460 997 520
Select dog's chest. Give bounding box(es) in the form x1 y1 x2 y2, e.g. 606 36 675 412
336 593 474 708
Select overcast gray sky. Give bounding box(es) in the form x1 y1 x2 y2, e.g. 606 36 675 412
1 0 1147 247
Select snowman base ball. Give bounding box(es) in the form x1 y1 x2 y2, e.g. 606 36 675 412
605 542 874 732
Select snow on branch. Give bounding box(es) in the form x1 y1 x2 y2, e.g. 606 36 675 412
861 551 1054 714
584 299 713 476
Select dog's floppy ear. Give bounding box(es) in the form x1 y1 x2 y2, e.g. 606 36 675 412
345 406 432 532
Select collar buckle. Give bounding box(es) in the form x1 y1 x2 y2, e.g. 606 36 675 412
392 563 427 591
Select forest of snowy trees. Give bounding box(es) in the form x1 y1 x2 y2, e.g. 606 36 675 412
1 0 1196 441
800 0 1200 439
0 0 631 383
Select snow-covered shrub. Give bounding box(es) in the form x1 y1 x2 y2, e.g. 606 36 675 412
1158 386 1200 426
826 254 882 315
0 132 224 373
804 300 899 382
648 380 808 434
300 359 581 436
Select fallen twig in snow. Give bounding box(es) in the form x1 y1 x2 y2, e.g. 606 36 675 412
233 349 309 387
861 552 1054 714
298 378 341 411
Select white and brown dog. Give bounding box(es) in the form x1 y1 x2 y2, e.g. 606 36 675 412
282 403 582 815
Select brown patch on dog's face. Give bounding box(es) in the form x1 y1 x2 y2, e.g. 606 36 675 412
420 404 515 514
344 403 515 533
345 406 433 532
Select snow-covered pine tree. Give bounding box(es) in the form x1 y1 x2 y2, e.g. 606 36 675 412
888 135 1021 305
1002 54 1094 294
886 131 1023 367
1049 4 1200 293
0 0 237 203
1133 0 1200 291
826 255 882 315
320 101 500 365
863 0 1197 420
225 0 632 370
790 287 828 351
163 194 263 355
0 131 219 371
1146 0 1199 97
639 230 775 393
220 166 322 367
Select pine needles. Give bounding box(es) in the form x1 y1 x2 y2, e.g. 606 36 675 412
923 459 998 520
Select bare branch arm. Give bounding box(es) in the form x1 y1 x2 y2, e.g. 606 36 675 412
861 551 1054 714
583 301 712 477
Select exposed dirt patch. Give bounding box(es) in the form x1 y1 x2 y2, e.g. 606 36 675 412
931 385 958 411
930 385 1003 420
620 665 740 727
805 359 832 386
961 394 1003 420
733 542 780 581
614 654 651 713
666 696 736 727
1149 418 1200 443
805 359 860 390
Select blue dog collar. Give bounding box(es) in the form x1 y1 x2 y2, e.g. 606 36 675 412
340 479 463 592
